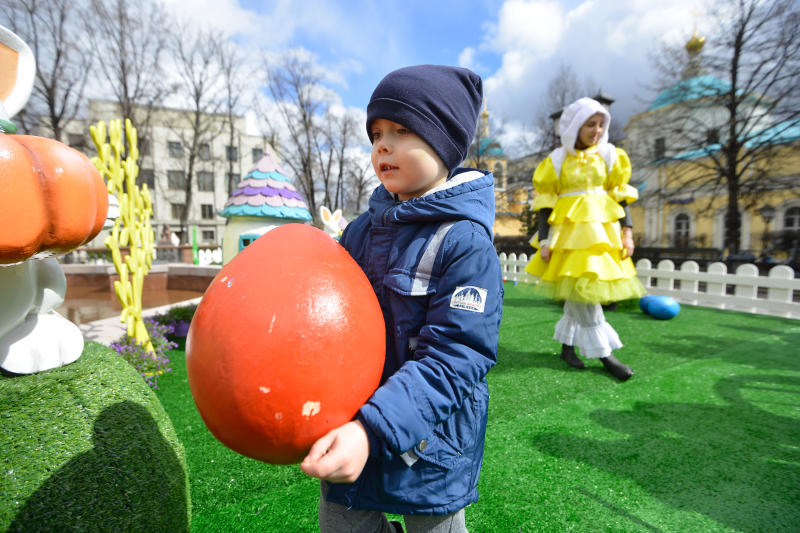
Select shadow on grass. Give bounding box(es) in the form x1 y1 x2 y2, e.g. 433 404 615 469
493 346 569 374
644 324 800 373
8 401 189 533
493 346 627 383
531 374 800 532
575 487 665 533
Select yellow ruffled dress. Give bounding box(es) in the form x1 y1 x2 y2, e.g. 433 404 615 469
525 146 646 304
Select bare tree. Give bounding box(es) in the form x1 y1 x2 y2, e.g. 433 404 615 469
258 52 331 222
344 157 376 214
534 63 597 152
218 38 247 195
0 0 93 140
470 106 492 172
317 109 360 211
642 0 800 253
87 0 171 133
168 25 225 243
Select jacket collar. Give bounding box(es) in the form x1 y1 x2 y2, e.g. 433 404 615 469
368 168 496 238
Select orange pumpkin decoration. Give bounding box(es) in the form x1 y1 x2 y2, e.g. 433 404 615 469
0 134 108 264
186 224 385 464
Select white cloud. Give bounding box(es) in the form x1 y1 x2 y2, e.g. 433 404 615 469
489 0 564 58
459 47 477 70
160 0 263 36
474 0 704 153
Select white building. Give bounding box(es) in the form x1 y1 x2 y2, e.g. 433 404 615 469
46 99 277 247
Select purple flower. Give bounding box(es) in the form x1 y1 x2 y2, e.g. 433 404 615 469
111 318 178 389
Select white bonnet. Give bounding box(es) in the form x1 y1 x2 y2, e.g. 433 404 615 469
559 97 610 154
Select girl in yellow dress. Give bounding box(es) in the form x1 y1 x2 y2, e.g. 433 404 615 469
525 97 646 380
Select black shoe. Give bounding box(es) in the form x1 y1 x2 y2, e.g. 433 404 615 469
390 521 404 533
560 344 585 369
601 354 633 381
602 301 619 312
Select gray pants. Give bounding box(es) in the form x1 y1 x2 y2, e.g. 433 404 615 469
319 482 468 533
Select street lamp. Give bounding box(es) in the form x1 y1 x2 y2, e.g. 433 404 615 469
758 204 776 258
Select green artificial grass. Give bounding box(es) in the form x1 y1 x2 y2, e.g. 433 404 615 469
8 285 794 531
152 283 800 532
0 342 190 532
477 283 800 532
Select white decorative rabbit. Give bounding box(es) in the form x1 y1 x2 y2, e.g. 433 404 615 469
319 206 348 240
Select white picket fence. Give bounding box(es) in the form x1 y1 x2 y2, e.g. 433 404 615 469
498 252 800 320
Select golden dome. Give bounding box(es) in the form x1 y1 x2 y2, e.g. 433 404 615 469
685 31 705 53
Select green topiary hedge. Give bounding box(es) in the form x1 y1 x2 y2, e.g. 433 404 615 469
0 342 190 532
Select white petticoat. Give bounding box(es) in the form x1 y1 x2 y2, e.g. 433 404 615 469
553 300 622 358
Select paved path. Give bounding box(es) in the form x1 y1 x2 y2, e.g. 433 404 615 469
79 297 202 346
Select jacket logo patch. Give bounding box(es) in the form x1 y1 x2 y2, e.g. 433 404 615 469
450 286 487 313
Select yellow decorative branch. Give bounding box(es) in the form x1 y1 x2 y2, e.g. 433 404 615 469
90 118 155 353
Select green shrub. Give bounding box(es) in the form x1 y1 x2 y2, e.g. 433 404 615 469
152 304 197 326
167 304 197 322
0 342 191 532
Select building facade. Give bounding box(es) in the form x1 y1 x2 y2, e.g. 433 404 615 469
624 34 800 258
45 99 276 247
465 103 531 236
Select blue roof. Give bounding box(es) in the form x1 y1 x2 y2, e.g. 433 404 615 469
649 75 732 111
647 118 800 165
745 119 800 147
220 204 313 219
471 137 506 157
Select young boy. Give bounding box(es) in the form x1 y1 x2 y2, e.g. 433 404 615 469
300 65 504 532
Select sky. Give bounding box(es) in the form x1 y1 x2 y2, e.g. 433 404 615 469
160 0 707 156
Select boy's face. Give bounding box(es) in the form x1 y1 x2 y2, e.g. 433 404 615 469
370 118 448 201
576 112 605 149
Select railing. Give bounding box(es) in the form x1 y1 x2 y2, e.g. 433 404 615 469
60 245 223 266
498 252 800 320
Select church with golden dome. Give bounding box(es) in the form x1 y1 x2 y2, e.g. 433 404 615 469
499 30 799 264
624 31 800 260
466 102 532 236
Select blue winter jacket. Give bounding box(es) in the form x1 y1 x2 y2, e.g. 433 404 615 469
326 169 504 515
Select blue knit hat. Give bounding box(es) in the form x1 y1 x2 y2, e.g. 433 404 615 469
366 65 483 173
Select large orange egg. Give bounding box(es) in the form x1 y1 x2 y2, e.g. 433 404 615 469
186 224 385 464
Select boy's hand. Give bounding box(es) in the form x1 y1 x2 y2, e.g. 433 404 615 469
300 420 369 483
621 227 634 259
540 244 551 263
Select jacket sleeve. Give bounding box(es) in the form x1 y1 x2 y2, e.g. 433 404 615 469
357 223 503 456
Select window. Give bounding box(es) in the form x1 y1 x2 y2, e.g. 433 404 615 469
252 147 264 163
227 173 240 193
202 229 216 242
170 203 186 219
139 168 155 190
654 137 666 160
167 170 187 190
139 137 151 156
673 213 690 247
226 145 238 161
199 143 211 160
706 129 719 145
201 204 215 219
197 171 214 191
785 207 800 230
168 141 182 158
